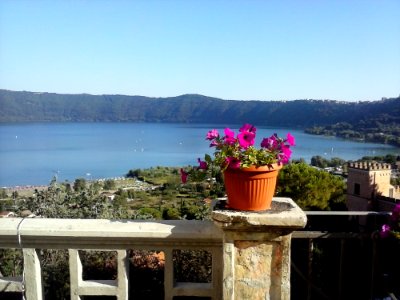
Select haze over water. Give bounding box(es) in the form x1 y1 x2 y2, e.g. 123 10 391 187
0 122 398 187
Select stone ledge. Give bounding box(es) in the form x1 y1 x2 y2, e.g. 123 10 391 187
0 219 223 249
212 197 307 230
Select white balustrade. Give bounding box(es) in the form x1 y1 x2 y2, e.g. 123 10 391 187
0 218 223 300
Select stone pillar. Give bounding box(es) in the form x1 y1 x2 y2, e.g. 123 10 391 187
212 197 307 300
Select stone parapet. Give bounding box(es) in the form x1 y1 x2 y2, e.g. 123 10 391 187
212 197 307 300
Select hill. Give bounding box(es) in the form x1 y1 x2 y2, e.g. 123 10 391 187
0 89 399 146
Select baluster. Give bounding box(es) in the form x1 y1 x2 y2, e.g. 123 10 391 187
23 248 43 300
116 250 129 300
164 248 174 300
69 249 83 300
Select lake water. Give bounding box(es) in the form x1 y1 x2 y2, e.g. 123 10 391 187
0 122 398 187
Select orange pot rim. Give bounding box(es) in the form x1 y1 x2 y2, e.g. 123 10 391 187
224 163 282 173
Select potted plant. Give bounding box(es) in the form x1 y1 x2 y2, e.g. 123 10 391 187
181 123 295 211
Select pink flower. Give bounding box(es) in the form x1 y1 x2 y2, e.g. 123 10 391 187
390 203 400 221
261 135 278 149
198 158 207 170
226 157 241 169
223 128 236 145
180 168 188 183
206 129 219 141
210 140 219 147
238 131 255 149
239 123 256 134
279 146 292 164
380 224 391 238
286 132 295 146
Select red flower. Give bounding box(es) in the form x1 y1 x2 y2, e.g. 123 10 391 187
180 168 188 183
198 158 207 170
226 157 241 169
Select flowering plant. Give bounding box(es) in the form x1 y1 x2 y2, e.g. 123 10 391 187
181 123 295 183
380 203 400 239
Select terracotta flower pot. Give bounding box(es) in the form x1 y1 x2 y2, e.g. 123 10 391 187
223 164 282 211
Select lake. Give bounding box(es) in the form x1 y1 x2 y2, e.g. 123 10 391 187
0 122 398 187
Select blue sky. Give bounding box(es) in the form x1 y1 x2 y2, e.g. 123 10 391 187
0 0 399 101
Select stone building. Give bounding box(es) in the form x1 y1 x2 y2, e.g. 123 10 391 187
346 162 400 212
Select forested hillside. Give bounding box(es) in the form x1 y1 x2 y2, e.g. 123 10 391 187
1 90 399 128
1 89 399 145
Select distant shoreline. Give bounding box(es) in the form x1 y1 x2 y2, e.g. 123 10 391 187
2 176 132 192
3 185 48 191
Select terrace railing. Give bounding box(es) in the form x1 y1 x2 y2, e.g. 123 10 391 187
1 199 398 300
291 211 399 300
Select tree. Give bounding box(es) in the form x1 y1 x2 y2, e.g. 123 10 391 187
73 178 87 191
103 179 116 190
361 154 399 165
162 207 180 220
126 169 141 178
310 156 346 168
311 155 329 168
0 188 7 199
276 162 346 210
137 207 162 219
330 157 346 168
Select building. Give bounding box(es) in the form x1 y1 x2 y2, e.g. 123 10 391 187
346 162 400 212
